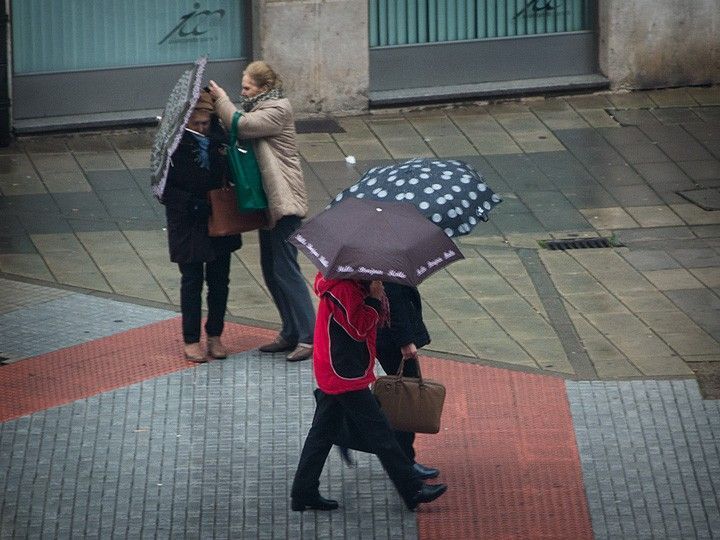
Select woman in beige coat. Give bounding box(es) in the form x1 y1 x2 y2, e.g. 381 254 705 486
208 61 315 362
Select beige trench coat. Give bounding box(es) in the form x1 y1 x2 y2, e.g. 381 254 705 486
214 96 309 228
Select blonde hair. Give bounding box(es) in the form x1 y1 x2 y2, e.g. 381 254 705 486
243 61 282 92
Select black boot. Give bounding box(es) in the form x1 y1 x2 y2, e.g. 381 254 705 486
406 483 447 511
291 495 339 511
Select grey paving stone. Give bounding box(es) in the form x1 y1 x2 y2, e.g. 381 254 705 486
614 143 670 164
638 124 691 143
567 379 720 540
517 190 593 231
0 352 420 538
0 293 174 359
1 194 61 218
587 164 647 187
651 108 705 125
610 109 664 127
52 191 110 216
85 170 139 191
677 160 720 182
485 154 554 192
598 126 653 146
668 247 720 267
0 234 36 255
527 151 598 188
614 226 696 246
491 212 547 235
0 214 26 236
560 184 619 208
657 140 715 162
621 250 682 271
604 184 664 206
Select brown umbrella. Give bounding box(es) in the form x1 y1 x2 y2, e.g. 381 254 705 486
288 198 464 287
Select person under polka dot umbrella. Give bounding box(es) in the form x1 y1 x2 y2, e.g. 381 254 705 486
330 158 502 238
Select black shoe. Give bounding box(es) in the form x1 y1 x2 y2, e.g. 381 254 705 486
407 483 447 510
291 495 339 511
413 462 439 479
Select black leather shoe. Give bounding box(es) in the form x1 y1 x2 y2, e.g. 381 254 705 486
407 483 447 510
291 495 339 511
413 462 439 479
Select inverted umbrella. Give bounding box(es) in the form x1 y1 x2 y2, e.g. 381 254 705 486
150 56 207 201
288 198 464 287
331 158 502 237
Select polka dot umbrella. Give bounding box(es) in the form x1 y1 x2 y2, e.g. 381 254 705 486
331 158 502 237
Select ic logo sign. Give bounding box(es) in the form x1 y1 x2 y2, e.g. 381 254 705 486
159 2 226 45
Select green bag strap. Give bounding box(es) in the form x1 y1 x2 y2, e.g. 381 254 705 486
230 110 243 146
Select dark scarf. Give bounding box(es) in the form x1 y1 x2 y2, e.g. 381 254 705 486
239 87 285 112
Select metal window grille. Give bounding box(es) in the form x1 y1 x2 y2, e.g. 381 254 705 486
369 0 593 47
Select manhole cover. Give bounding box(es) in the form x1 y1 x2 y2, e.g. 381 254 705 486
678 188 720 211
540 237 621 250
295 118 345 134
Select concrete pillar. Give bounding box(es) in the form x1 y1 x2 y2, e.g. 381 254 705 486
599 0 720 90
253 0 369 114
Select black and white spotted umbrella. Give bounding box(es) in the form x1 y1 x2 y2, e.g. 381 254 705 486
331 158 502 237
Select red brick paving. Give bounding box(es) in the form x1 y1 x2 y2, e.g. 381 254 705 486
415 357 593 540
0 318 275 422
0 320 593 539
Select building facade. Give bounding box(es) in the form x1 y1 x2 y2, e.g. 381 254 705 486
2 0 719 136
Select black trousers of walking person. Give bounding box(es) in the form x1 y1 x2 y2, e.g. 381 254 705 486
292 388 422 507
376 345 419 463
178 252 231 344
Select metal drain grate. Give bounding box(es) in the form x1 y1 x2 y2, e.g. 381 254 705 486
541 237 619 250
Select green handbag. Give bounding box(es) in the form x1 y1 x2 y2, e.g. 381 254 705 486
227 111 268 211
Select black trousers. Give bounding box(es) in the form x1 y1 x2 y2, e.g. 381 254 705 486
376 345 419 463
178 252 231 344
291 388 422 506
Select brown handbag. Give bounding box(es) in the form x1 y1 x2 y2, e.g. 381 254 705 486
207 180 267 236
372 356 446 434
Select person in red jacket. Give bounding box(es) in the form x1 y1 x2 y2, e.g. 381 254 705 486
290 273 447 511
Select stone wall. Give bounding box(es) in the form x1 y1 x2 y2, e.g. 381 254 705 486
599 0 720 89
252 0 720 113
253 0 368 114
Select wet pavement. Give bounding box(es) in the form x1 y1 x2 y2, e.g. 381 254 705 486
1 86 720 538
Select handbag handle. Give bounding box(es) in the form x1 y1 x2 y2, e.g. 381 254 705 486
230 111 248 154
230 111 241 145
395 355 423 383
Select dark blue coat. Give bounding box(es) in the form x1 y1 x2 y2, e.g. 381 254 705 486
163 131 242 264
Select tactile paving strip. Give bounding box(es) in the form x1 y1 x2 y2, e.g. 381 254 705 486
0 318 275 422
414 358 593 540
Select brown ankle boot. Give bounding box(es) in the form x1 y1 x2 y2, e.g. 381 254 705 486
207 336 228 359
184 342 206 363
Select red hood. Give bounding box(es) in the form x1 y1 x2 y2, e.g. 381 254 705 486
314 272 347 297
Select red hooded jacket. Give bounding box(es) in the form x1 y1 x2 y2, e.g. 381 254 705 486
312 273 382 394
